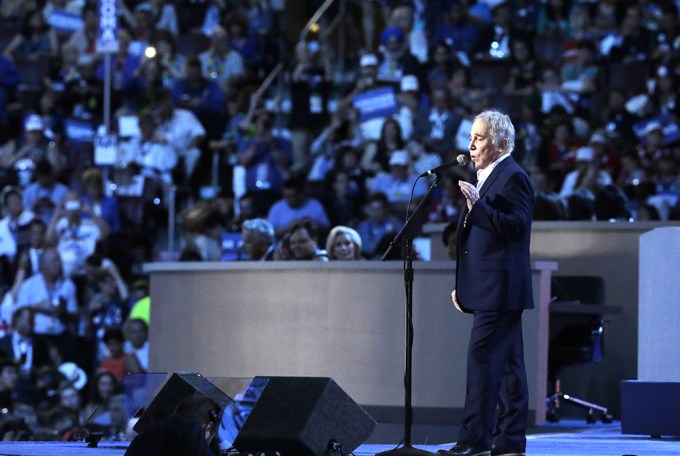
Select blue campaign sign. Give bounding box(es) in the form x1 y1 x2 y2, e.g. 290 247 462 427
634 115 680 146
352 87 399 122
97 0 119 53
48 10 84 32
65 119 95 142
221 232 243 261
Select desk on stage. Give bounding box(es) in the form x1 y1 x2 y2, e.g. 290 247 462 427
144 260 558 426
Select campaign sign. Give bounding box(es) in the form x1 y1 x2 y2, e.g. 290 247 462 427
353 87 399 122
96 0 119 53
65 119 95 142
634 115 680 146
221 232 243 261
94 134 117 166
48 10 84 32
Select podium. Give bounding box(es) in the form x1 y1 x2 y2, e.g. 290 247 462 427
621 228 680 437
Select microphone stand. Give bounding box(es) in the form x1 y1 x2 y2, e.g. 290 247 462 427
377 175 441 456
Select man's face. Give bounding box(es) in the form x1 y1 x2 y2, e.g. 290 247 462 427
242 230 267 260
468 118 503 170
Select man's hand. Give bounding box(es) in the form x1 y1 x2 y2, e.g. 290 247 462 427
458 180 479 211
451 289 463 313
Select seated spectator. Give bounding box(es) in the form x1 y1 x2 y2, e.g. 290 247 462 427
14 248 78 358
83 265 128 364
0 306 51 378
0 186 35 268
179 202 224 262
127 280 150 326
123 318 148 372
21 159 68 225
566 188 596 221
2 8 58 62
289 39 332 174
284 221 328 262
81 167 122 235
267 175 329 238
0 116 63 188
46 192 109 279
325 226 363 261
152 89 206 185
98 327 142 381
533 191 567 220
355 192 404 258
594 184 633 221
559 39 600 95
413 87 461 159
558 146 613 199
116 112 177 203
172 57 225 140
236 110 292 213
368 150 428 216
241 218 275 261
322 170 363 228
82 370 125 436
361 117 405 176
225 9 261 70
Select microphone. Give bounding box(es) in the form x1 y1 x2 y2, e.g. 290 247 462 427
419 154 469 177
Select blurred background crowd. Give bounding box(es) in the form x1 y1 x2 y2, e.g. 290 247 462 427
0 0 679 443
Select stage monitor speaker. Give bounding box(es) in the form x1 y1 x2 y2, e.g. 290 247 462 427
133 372 232 434
232 376 376 456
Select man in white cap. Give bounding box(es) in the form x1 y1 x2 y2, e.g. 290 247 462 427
369 149 428 215
559 146 612 199
0 114 60 188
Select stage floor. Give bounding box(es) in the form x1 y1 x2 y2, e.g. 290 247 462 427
0 422 677 456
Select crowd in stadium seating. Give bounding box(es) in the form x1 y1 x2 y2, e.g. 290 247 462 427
0 0 679 443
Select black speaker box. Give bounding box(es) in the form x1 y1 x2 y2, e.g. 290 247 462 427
133 372 232 434
232 376 376 456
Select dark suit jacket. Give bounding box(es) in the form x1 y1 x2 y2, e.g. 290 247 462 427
455 155 535 312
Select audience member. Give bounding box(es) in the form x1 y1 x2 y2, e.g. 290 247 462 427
123 318 148 372
0 186 34 269
21 159 68 225
14 247 78 360
46 192 109 279
98 327 142 381
368 150 428 216
325 225 363 261
266 175 329 238
241 218 275 261
355 192 404 258
285 221 329 261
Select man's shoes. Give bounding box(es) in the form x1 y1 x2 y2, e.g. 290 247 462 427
437 443 491 456
490 446 525 456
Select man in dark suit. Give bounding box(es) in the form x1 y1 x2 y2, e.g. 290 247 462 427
439 111 535 456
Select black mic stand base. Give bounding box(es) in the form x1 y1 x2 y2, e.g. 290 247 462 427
376 444 437 456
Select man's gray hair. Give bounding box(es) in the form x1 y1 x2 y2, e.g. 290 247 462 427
475 110 515 154
242 218 275 243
